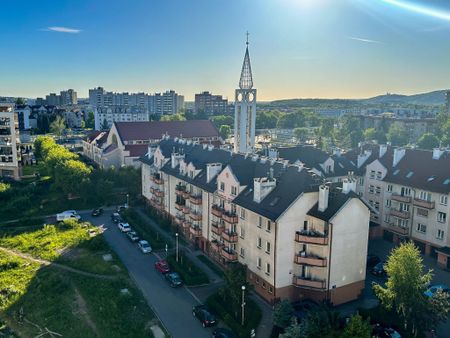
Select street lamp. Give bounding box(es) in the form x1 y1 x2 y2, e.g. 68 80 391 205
241 285 246 326
126 194 129 208
175 233 179 262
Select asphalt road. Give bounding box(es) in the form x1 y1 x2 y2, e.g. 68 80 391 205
81 210 212 338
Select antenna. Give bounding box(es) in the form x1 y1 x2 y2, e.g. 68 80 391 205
246 31 250 46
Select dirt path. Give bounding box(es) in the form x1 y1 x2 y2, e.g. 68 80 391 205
73 287 100 337
0 246 117 280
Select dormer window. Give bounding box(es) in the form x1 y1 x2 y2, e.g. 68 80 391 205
231 186 237 196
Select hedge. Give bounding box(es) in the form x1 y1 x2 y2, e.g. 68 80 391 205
166 253 210 286
196 254 224 278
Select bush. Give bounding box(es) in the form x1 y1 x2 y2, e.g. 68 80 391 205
197 254 224 278
166 253 209 286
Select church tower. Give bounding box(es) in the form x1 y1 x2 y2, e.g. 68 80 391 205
234 34 256 154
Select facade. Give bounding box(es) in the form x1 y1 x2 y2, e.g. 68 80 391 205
0 105 20 179
60 89 77 106
45 93 60 106
141 138 370 305
94 106 150 130
150 90 184 116
234 42 256 154
194 91 229 116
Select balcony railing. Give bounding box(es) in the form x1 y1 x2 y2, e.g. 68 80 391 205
153 189 164 198
152 174 163 185
294 253 327 267
182 205 190 214
413 198 435 210
175 184 186 196
189 226 202 237
293 276 326 289
221 247 238 261
182 190 191 199
211 221 224 235
390 209 410 219
189 194 202 205
295 231 328 245
222 212 238 224
391 193 411 203
221 230 238 243
212 205 224 218
189 211 202 221
182 220 192 229
387 223 409 235
175 202 184 211
210 240 223 253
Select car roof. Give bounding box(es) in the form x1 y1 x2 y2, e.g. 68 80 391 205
140 240 149 244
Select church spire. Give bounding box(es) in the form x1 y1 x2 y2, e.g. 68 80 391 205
239 32 253 90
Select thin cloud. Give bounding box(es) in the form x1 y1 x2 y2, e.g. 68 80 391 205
42 26 81 34
347 36 381 44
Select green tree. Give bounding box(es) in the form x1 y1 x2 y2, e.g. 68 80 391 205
210 115 234 128
441 119 450 146
85 111 95 128
387 122 409 146
219 125 231 139
101 118 109 130
44 145 77 176
341 314 371 338
160 113 186 121
273 300 294 329
319 117 335 138
280 318 304 338
417 133 440 150
294 127 309 142
436 110 449 139
15 97 25 105
373 242 450 336
277 112 305 129
256 111 278 129
363 128 377 141
55 159 92 196
50 116 66 137
34 136 56 161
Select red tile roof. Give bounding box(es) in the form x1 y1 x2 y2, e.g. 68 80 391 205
124 144 150 157
114 120 220 142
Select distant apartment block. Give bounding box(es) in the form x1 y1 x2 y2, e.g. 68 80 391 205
44 89 77 106
0 105 20 179
94 106 150 130
194 91 229 116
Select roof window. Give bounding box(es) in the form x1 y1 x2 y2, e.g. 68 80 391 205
393 169 400 176
406 171 414 178
427 175 436 182
269 197 280 206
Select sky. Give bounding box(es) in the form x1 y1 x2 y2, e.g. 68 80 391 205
1 0 450 101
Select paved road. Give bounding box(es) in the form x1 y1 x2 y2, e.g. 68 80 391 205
81 210 212 338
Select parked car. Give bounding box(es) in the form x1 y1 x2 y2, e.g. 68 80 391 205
367 254 381 268
372 324 401 338
424 284 450 299
371 261 387 276
118 222 131 233
116 205 128 213
111 212 122 223
291 299 319 321
138 240 152 253
155 259 170 274
56 210 81 222
165 272 183 287
192 305 217 328
212 328 238 338
126 230 139 242
91 208 103 217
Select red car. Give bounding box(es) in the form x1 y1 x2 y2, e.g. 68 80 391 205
155 260 170 274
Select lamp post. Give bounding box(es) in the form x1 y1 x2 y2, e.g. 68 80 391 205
241 285 246 326
175 233 179 262
126 193 129 208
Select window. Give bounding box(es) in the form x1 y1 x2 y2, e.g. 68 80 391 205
266 263 271 276
262 282 267 289
416 208 428 217
369 185 375 194
219 182 225 191
384 214 390 223
240 227 245 239
370 170 375 179
401 187 411 196
257 237 262 249
440 195 448 206
269 286 273 294
240 208 246 219
416 223 427 233
266 220 271 233
400 203 410 212
265 241 271 254
359 177 364 185
258 217 262 228
376 171 382 180
374 201 380 211
438 212 447 223
396 218 409 228
419 191 431 202
375 186 381 195
256 277 260 284
385 199 391 208
257 257 261 269
240 247 245 258
437 229 445 240
231 186 237 196
387 184 393 193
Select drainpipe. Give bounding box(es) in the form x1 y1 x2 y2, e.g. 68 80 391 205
273 221 277 303
326 222 333 305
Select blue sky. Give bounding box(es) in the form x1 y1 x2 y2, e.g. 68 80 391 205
1 0 450 101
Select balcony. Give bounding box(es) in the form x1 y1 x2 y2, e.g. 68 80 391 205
211 222 224 236
150 198 163 210
175 202 184 211
212 205 224 218
190 226 202 237
391 193 411 203
210 240 223 253
189 194 202 205
175 184 186 196
222 212 238 224
182 220 191 229
221 247 238 262
153 189 164 198
293 276 326 289
221 230 238 243
152 174 163 185
413 198 435 210
295 231 328 245
189 211 202 221
182 190 191 199
294 253 327 267
182 205 190 214
390 209 410 219
387 223 409 236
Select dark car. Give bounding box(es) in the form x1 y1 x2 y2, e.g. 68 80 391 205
367 254 381 268
111 212 122 223
155 259 170 274
372 324 401 338
291 299 319 321
212 328 238 338
165 272 183 287
371 261 387 276
126 230 139 242
91 208 103 217
193 305 217 328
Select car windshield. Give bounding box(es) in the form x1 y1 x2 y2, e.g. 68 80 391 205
141 242 149 248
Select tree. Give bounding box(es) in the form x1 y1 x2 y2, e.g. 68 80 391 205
210 115 234 128
50 116 66 137
294 127 309 142
34 136 56 161
15 97 25 105
160 113 186 121
387 122 409 146
101 118 109 130
341 314 371 338
441 119 450 147
436 110 449 139
219 125 231 139
256 111 278 129
363 128 377 141
280 318 304 338
85 111 95 128
273 300 294 329
319 117 335 138
55 159 92 196
373 242 450 336
417 133 439 150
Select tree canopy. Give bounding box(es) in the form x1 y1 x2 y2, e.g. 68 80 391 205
387 122 409 146
417 133 440 150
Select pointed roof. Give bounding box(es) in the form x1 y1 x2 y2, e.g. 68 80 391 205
239 46 253 89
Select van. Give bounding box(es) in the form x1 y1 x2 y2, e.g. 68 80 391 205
56 210 81 222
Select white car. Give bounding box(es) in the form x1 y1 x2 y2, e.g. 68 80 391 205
138 240 152 254
56 210 81 221
118 222 131 233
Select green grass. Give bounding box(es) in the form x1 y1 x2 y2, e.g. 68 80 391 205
166 253 209 286
121 209 171 251
0 220 161 337
21 162 48 177
196 254 224 278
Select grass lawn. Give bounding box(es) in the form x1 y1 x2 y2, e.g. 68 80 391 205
196 254 224 278
0 220 164 338
166 254 210 286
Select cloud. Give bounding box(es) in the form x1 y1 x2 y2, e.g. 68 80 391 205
347 36 381 44
42 26 81 34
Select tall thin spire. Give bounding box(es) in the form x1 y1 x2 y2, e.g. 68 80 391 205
239 32 253 90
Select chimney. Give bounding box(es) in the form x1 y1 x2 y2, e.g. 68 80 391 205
206 163 222 183
318 185 329 212
147 145 157 159
433 148 444 160
207 144 214 151
342 177 356 194
393 148 405 167
333 148 341 157
268 148 278 159
253 176 277 203
202 144 207 150
379 144 387 158
357 150 372 168
171 152 185 169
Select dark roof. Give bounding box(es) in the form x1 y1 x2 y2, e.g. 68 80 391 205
124 144 149 157
436 246 450 256
341 143 394 176
307 190 361 222
114 120 220 142
85 131 101 143
276 145 329 167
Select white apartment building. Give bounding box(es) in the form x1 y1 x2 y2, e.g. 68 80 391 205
94 106 150 130
0 105 20 179
141 138 370 305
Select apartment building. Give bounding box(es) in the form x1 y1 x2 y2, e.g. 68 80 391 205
194 91 229 116
141 138 370 305
94 105 150 130
0 105 20 179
